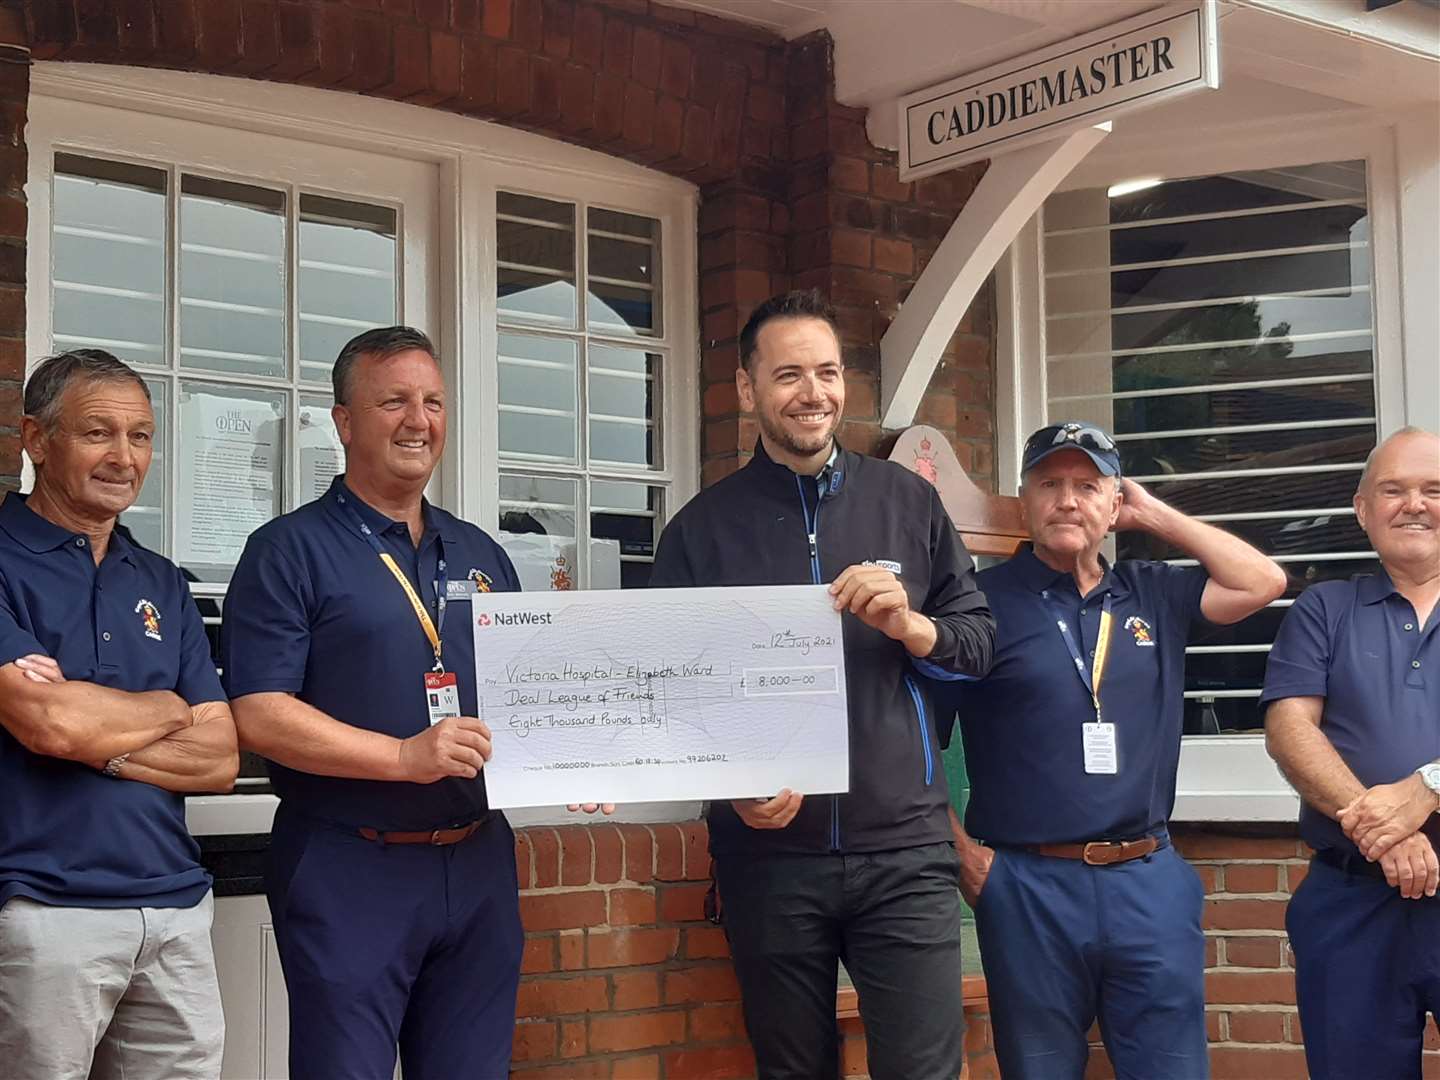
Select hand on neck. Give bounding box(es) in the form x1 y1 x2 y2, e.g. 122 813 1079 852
762 433 833 477
1033 541 1106 596
25 480 115 563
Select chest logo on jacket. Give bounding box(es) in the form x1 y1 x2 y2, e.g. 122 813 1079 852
866 559 903 575
134 599 163 642
1124 615 1155 647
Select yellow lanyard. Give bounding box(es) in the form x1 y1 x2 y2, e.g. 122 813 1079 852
1091 604 1113 721
338 491 447 673
378 553 445 672
1053 592 1114 722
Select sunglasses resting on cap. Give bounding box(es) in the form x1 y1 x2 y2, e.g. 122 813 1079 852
1022 422 1122 477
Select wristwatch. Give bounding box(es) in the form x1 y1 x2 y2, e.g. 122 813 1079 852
1417 763 1440 809
102 753 129 778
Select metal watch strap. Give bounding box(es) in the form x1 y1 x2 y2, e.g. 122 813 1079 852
102 753 130 777
1417 763 1440 808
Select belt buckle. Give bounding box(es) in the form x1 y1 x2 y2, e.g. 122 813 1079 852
430 828 445 845
1082 841 1123 866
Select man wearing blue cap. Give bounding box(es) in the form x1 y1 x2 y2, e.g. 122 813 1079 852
943 421 1285 1079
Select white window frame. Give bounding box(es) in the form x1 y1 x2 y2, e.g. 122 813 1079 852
25 63 701 835
998 111 1433 821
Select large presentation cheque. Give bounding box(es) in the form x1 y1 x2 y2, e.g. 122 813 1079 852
471 585 850 809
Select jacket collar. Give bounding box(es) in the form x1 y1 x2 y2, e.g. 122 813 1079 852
0 490 137 564
1011 543 1131 602
747 438 854 498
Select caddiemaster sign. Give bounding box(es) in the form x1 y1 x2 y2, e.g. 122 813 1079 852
899 1 1218 180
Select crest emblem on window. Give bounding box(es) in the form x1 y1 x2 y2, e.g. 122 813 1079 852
550 555 573 593
134 599 163 642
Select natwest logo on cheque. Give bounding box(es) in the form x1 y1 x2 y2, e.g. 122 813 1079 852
476 610 554 628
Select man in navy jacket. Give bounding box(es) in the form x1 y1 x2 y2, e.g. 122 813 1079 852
651 290 994 1079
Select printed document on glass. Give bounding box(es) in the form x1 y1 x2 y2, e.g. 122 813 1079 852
472 585 850 808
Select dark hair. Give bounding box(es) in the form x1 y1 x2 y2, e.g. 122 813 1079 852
332 325 439 405
24 348 151 430
738 289 841 373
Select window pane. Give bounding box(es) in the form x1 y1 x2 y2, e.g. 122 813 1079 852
497 192 576 328
498 333 578 463
499 473 579 591
589 345 658 468
299 195 397 385
52 154 167 366
298 393 344 506
117 377 169 555
591 481 660 589
174 381 286 582
587 208 660 336
1043 160 1378 737
179 176 287 378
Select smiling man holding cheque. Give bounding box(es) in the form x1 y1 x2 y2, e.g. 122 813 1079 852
650 290 995 1080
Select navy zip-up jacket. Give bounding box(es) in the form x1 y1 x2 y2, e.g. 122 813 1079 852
650 440 995 856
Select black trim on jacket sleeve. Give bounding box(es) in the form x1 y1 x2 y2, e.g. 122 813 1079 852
920 485 995 678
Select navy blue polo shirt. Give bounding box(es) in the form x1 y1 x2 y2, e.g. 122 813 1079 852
0 493 222 910
221 476 520 832
951 547 1209 845
1261 570 1440 857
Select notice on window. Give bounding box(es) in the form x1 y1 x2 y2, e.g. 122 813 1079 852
299 402 343 503
176 390 282 569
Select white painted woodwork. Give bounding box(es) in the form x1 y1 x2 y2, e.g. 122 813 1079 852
878 123 1109 430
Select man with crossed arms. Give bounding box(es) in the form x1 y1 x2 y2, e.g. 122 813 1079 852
0 349 237 1079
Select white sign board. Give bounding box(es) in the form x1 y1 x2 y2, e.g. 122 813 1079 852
899 2 1218 180
472 585 850 808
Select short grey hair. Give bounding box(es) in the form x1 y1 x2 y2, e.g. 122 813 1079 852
24 349 151 431
1357 425 1438 491
332 325 439 406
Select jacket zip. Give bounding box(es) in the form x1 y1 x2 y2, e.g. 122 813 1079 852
795 474 840 851
904 674 935 786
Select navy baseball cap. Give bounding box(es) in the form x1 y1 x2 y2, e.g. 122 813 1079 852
1022 421 1122 477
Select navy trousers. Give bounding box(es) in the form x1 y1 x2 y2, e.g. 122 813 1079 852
1288 852 1440 1080
266 806 523 1080
974 841 1209 1080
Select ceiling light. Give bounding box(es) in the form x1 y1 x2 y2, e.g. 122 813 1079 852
1107 177 1164 198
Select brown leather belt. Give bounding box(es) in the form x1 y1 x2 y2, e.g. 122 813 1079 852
358 820 485 846
1024 836 1160 866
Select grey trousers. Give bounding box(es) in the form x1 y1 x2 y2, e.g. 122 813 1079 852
0 893 224 1080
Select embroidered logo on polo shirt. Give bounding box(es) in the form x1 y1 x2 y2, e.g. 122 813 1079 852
1124 615 1155 647
468 568 494 593
134 599 163 642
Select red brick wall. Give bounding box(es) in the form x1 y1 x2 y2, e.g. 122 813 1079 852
507 822 753 1078
0 3 25 493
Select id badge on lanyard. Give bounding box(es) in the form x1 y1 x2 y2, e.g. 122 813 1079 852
1052 592 1117 775
338 493 457 723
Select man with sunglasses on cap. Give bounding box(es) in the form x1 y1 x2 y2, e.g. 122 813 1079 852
942 421 1285 1079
